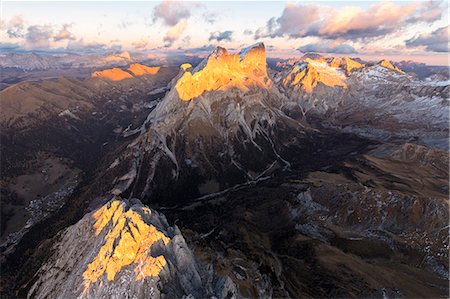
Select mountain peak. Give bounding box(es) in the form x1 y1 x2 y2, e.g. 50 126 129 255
212 46 228 58
127 64 160 76
239 42 265 60
91 64 160 81
28 198 234 298
329 56 364 75
104 51 133 63
174 43 270 101
83 200 169 291
280 58 347 93
118 51 132 60
379 59 405 74
91 68 133 81
180 63 192 71
301 53 325 61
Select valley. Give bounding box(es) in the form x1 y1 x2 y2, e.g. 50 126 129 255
0 43 448 298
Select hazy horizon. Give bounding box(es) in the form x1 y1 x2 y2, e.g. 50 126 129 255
1 0 449 65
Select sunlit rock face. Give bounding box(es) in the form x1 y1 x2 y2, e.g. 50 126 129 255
175 42 270 101
91 68 134 81
328 56 364 75
91 64 160 81
28 199 236 299
83 200 169 291
104 51 132 63
127 64 160 76
108 43 311 203
275 53 448 148
379 59 405 74
279 58 348 93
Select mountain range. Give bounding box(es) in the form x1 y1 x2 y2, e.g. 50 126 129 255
0 43 448 298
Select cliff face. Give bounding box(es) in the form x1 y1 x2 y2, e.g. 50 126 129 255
91 68 134 81
281 58 348 93
175 43 270 101
1 42 447 299
28 199 236 299
328 56 364 75
91 64 160 81
379 59 405 74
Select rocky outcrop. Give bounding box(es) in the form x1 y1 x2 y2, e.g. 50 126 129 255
378 59 405 74
128 64 160 76
91 64 161 81
175 43 270 101
275 54 449 148
28 198 237 299
91 68 134 81
328 56 364 75
278 58 348 93
108 43 311 202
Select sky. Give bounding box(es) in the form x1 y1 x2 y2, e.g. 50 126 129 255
1 0 449 65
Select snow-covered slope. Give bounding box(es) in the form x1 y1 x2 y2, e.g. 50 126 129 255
275 57 449 148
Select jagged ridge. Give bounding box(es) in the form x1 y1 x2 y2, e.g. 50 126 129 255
28 198 237 299
91 63 160 81
175 42 270 101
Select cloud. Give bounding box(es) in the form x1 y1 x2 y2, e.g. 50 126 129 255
25 25 53 48
0 42 21 51
203 12 217 24
255 3 322 39
298 41 358 54
5 15 25 38
409 0 444 23
132 39 148 49
185 44 216 52
53 23 76 41
152 1 196 26
208 30 233 42
243 29 253 36
406 26 449 52
163 19 188 47
153 1 198 48
66 38 115 53
118 20 133 30
182 35 191 46
256 1 444 41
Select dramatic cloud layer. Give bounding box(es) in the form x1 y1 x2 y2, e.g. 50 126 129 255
152 1 194 26
1 1 447 62
256 2 443 41
203 12 217 24
132 39 148 49
66 38 121 53
406 26 449 52
163 19 188 47
209 31 233 42
25 25 53 48
298 42 358 54
153 1 197 48
53 23 76 42
5 15 25 38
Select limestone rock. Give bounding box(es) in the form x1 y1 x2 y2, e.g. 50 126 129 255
28 198 235 299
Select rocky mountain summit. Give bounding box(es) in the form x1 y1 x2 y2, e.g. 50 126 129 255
275 54 449 148
175 43 270 101
28 198 237 299
1 42 448 299
108 43 312 203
